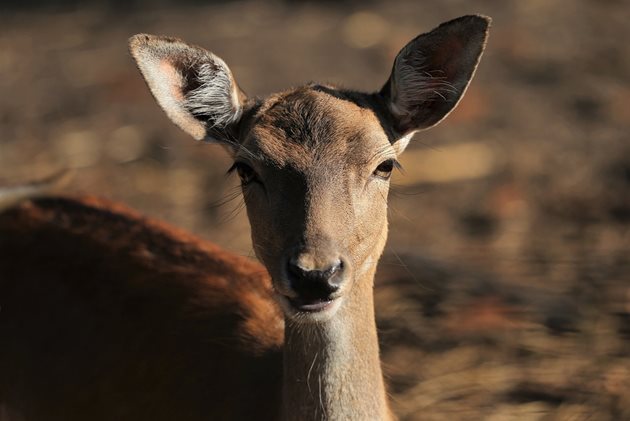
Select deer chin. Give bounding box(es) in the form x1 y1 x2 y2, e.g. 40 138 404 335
274 293 344 322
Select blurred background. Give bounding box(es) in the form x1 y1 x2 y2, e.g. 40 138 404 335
1 0 629 419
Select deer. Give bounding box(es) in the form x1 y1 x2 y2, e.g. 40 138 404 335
0 15 490 421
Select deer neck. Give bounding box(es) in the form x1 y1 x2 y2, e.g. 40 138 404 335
280 265 390 421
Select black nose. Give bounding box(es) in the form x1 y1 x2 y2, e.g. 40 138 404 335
287 257 344 299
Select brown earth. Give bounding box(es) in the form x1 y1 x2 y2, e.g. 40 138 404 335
1 1 629 419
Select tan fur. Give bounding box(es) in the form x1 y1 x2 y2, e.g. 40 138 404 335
0 15 490 421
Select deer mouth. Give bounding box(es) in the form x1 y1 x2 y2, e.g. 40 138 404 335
275 293 343 318
287 296 336 312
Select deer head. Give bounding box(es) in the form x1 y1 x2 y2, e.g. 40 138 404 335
129 15 489 324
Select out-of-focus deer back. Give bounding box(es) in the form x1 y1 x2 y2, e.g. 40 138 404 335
0 196 283 421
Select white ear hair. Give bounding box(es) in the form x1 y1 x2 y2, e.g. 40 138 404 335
129 34 245 142
380 15 490 137
184 59 243 130
389 53 457 119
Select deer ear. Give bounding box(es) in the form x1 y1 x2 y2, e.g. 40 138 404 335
129 34 245 143
379 15 490 144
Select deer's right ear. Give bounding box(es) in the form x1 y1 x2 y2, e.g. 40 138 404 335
379 15 490 145
129 34 245 143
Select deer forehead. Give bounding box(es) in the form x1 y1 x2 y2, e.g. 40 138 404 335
242 87 393 172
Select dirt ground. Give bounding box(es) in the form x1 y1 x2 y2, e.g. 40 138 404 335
1 0 629 419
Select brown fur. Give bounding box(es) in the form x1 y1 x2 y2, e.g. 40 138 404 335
0 197 283 421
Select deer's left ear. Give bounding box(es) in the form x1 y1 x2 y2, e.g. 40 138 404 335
379 15 490 150
129 34 246 144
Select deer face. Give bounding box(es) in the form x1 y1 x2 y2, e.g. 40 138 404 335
234 87 398 319
130 15 489 322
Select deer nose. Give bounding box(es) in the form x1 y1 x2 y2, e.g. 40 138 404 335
286 254 344 298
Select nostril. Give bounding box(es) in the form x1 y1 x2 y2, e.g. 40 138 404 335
324 259 342 276
287 258 307 280
321 260 343 288
286 257 345 297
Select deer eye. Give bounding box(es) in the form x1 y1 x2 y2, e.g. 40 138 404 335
230 162 257 185
373 159 396 180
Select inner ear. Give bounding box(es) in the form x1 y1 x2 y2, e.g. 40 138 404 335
379 15 490 139
129 34 246 143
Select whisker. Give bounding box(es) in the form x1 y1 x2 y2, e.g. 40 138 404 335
386 246 436 292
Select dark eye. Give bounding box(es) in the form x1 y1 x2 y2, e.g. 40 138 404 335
373 159 396 180
230 162 257 185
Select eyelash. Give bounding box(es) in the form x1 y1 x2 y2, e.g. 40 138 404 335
372 159 400 180
228 162 257 185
